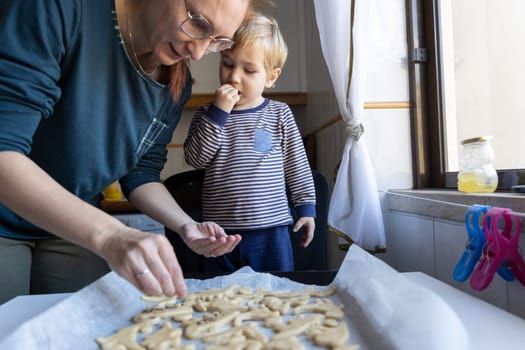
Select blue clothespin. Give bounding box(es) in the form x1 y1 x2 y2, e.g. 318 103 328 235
454 204 515 283
453 205 490 282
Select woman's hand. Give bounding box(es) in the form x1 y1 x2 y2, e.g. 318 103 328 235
123 182 239 293
179 221 241 258
100 226 188 298
293 217 315 248
0 152 187 298
127 183 240 258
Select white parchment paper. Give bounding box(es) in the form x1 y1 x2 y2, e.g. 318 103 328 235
0 245 469 350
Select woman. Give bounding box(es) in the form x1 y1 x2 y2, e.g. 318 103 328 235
0 0 271 304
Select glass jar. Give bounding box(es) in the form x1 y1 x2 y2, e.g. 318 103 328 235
457 136 498 193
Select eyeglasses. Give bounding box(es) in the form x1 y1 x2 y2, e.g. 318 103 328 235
180 0 235 53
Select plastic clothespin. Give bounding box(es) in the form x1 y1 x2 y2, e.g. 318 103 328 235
470 208 525 291
453 204 490 282
490 210 525 286
485 214 516 283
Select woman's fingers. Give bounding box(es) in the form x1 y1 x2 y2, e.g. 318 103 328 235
194 234 241 257
157 237 186 296
104 230 187 297
132 264 162 296
200 221 227 238
211 234 241 254
180 221 241 258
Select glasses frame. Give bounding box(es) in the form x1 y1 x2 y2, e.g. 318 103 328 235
180 0 235 52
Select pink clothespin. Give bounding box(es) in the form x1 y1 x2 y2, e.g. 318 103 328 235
470 208 525 291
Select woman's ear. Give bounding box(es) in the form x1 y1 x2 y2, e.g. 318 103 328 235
265 68 282 88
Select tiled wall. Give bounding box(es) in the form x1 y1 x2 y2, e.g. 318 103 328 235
379 210 525 320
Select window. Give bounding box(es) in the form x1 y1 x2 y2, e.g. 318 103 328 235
406 0 525 190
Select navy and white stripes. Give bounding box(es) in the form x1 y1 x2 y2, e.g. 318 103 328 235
184 99 316 230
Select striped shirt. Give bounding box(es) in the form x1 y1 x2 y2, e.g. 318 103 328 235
184 99 316 230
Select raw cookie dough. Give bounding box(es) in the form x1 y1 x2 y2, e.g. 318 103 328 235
96 284 359 350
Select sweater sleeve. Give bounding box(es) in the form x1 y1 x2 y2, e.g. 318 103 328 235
281 104 317 218
0 0 79 154
184 104 229 169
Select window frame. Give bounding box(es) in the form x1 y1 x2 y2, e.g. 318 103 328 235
406 0 525 190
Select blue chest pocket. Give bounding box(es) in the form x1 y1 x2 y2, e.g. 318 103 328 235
254 128 272 152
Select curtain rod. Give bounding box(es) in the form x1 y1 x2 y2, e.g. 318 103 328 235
306 101 411 137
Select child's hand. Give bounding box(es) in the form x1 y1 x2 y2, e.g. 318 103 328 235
213 84 240 113
293 217 315 248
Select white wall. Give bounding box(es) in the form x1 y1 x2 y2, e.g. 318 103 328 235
165 0 414 186
162 0 415 271
158 2 525 321
185 0 307 94
299 0 413 269
272 1 525 321
298 0 413 193
161 0 313 180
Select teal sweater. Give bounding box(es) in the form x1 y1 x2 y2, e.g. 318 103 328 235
0 0 191 239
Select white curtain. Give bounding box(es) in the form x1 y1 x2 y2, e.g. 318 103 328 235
313 0 386 250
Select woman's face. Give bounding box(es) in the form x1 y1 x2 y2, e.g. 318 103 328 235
140 0 249 63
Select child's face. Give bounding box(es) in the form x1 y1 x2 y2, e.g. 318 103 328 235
219 44 280 110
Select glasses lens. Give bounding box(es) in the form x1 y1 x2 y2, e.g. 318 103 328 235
181 16 213 39
207 38 234 53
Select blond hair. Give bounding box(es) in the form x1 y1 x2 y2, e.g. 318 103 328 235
170 0 275 101
231 12 288 76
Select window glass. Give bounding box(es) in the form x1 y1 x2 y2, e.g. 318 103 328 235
437 0 525 172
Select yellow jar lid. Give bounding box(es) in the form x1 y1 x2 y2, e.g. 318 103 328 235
460 136 492 145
